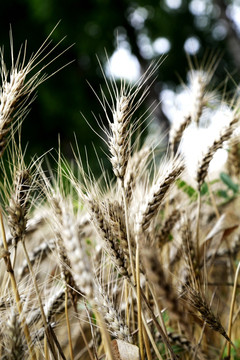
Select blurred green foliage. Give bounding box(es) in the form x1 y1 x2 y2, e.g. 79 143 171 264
1 0 239 174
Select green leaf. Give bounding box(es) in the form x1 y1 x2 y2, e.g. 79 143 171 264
86 238 92 245
176 179 197 199
220 172 239 193
200 182 208 196
216 190 229 199
209 179 220 185
168 234 173 241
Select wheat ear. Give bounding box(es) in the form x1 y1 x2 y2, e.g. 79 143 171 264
3 312 25 360
197 115 239 190
18 239 55 279
156 209 180 248
27 286 66 327
227 138 240 177
108 90 136 284
96 284 133 343
6 163 58 358
7 169 31 246
169 115 191 155
0 56 28 158
142 248 188 332
51 196 83 304
181 217 199 284
136 158 184 233
183 286 231 343
0 27 70 159
88 198 131 278
124 146 150 204
60 200 95 299
189 71 207 126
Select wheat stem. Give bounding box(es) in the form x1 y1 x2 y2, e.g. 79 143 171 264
124 279 130 329
94 308 115 360
44 336 50 360
135 237 144 360
141 314 163 360
207 179 220 219
122 183 136 284
142 315 152 360
75 305 95 360
65 288 74 360
130 283 177 360
196 190 201 265
227 261 240 357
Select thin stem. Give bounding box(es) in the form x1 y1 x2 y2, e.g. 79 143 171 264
142 320 152 360
136 238 144 360
124 279 130 329
148 284 169 357
44 336 50 360
227 261 240 357
130 283 177 360
73 302 95 360
65 288 74 360
131 288 136 332
196 190 201 264
207 179 220 219
143 284 152 360
141 314 163 360
94 308 115 360
121 183 136 284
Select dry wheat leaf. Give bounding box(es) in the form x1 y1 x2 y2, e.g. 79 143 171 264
200 212 239 258
205 211 239 241
111 340 139 360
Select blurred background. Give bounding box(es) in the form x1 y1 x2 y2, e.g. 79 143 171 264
1 0 240 174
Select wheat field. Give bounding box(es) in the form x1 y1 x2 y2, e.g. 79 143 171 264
0 30 240 360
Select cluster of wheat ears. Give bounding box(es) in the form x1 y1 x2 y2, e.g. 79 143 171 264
0 28 240 360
